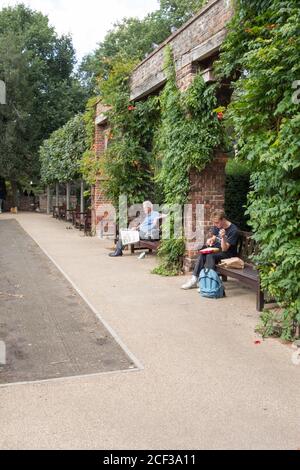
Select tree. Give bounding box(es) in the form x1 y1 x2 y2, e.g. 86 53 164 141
79 1 206 94
40 114 87 185
79 12 171 95
159 0 206 28
0 4 87 200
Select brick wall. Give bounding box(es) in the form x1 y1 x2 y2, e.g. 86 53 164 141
92 117 116 238
93 0 233 265
184 153 228 271
130 0 233 100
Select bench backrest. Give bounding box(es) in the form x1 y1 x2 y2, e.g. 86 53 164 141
237 231 257 263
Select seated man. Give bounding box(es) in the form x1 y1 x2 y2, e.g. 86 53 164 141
181 210 239 289
109 201 160 257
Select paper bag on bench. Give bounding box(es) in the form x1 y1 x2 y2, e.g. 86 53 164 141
219 257 245 269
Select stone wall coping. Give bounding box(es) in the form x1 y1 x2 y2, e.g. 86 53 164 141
132 0 224 73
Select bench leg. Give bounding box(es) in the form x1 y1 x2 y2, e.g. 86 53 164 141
221 275 228 282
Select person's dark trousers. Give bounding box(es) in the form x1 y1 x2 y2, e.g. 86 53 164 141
193 248 232 278
115 238 124 253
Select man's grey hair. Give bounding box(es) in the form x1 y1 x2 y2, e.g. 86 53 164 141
143 201 153 211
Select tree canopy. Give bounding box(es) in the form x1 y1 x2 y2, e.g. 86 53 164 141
79 0 206 94
0 4 87 189
40 114 87 184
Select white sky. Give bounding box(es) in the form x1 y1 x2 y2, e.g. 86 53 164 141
0 0 160 61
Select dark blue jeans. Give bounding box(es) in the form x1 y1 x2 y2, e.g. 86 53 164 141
193 247 232 277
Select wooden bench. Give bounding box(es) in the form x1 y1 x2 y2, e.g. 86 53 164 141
215 231 265 312
129 215 163 254
130 238 160 254
84 210 92 236
75 211 87 231
52 205 59 219
58 204 67 220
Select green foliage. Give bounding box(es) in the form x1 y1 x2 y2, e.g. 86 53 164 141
225 160 250 231
97 58 160 208
81 96 101 185
0 4 87 189
225 159 251 177
80 1 206 93
217 0 300 339
152 237 186 276
159 0 206 28
156 47 224 205
225 174 250 231
153 48 223 274
40 115 87 184
79 14 171 94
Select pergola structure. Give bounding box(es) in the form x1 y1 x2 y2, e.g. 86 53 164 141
46 180 86 217
92 0 234 269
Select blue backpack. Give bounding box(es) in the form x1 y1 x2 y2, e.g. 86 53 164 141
199 268 225 299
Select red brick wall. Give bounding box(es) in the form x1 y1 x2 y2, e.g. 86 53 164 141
130 0 233 100
184 153 228 271
92 1 231 262
92 119 116 237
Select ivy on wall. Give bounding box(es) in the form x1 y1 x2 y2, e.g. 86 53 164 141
225 160 250 231
155 47 224 205
84 58 161 208
216 0 300 340
80 49 224 276
153 47 224 274
80 96 101 186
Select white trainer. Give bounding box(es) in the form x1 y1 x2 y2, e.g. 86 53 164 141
181 276 198 290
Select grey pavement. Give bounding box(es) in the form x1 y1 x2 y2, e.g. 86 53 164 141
0 219 135 384
0 212 299 450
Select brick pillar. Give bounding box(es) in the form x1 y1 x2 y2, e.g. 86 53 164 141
176 63 198 91
91 117 115 236
184 152 228 272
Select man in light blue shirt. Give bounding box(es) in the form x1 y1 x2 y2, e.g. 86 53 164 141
109 201 160 257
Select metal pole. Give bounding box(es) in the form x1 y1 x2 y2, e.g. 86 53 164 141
47 185 51 215
56 182 59 207
67 181 71 210
80 180 84 214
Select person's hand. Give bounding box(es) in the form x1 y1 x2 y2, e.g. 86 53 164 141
219 229 226 239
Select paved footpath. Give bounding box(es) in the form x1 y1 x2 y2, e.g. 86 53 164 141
0 213 299 450
0 219 134 384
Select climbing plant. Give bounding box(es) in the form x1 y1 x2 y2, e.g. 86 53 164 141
156 47 224 205
153 47 224 275
81 96 101 185
40 114 87 184
225 160 251 231
96 58 160 208
216 0 300 340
